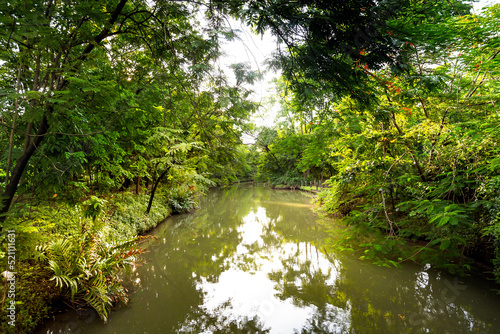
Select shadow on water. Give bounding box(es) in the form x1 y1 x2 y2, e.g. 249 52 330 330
36 185 500 333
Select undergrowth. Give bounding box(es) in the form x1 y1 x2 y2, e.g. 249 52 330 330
0 184 197 333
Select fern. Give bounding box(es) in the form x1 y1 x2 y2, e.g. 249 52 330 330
83 273 112 323
34 217 146 321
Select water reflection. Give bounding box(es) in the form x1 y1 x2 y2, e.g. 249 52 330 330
188 204 343 334
36 185 500 334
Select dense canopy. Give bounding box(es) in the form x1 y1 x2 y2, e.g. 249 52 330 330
1 0 500 332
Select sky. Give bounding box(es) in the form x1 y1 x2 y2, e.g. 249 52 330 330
218 19 280 130
473 0 498 10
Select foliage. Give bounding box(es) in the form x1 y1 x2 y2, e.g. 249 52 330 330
0 186 187 332
83 196 108 222
34 214 146 322
104 194 172 238
254 2 500 281
0 0 259 223
224 0 472 104
167 187 198 214
0 262 59 334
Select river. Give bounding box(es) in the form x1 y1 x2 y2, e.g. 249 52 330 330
36 185 500 333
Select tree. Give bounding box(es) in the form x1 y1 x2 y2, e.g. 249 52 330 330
218 0 472 103
0 0 145 223
252 2 500 275
0 0 260 227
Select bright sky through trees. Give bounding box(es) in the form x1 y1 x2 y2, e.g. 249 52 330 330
219 19 279 142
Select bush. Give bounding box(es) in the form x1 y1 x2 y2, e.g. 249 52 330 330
34 217 146 322
167 187 197 213
105 193 172 237
0 188 175 332
479 176 500 284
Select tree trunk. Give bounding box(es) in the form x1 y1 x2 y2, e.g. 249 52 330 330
5 63 23 186
1 114 49 224
146 168 170 214
0 0 129 228
136 176 141 194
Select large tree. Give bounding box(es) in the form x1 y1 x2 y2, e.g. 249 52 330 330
0 0 255 225
216 0 471 103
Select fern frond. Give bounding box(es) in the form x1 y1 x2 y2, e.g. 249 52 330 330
48 264 79 299
83 274 112 322
34 244 49 262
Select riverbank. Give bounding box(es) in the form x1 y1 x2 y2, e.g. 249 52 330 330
267 183 497 281
34 185 500 334
0 186 196 334
259 183 322 194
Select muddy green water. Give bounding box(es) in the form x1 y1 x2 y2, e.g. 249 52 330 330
37 185 500 333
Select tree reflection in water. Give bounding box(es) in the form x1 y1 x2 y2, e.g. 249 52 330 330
35 185 500 334
177 300 270 333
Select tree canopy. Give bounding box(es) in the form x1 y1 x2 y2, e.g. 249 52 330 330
2 0 500 330
0 0 259 223
253 1 500 281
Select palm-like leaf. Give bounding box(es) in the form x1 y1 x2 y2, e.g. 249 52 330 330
35 220 145 321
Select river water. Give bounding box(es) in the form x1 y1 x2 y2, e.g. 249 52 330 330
37 185 500 333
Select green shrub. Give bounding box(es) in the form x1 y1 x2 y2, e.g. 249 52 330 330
0 189 174 331
167 187 197 213
34 217 147 322
105 193 172 237
479 176 500 284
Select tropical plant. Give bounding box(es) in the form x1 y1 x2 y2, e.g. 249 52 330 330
251 2 500 278
35 218 146 322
